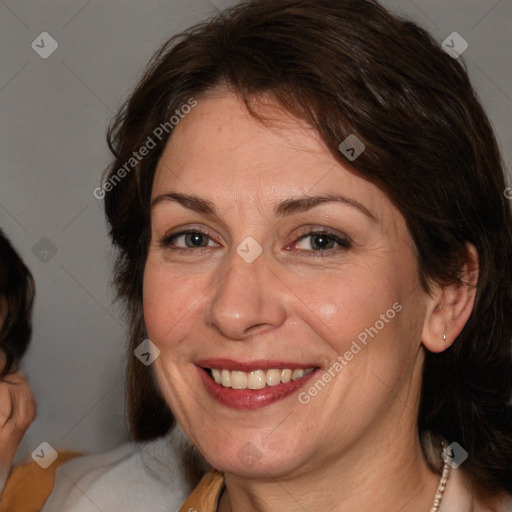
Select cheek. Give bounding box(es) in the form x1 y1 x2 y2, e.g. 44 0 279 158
142 258 196 348
295 264 401 356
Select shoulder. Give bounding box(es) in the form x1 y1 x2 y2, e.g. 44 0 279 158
471 482 512 512
0 451 81 512
492 494 512 512
41 435 193 512
421 432 512 512
447 467 512 512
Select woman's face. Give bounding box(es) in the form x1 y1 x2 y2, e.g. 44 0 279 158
143 91 432 478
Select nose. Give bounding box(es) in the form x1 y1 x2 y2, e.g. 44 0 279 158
205 249 287 341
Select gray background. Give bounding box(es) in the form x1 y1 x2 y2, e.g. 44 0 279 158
0 0 510 463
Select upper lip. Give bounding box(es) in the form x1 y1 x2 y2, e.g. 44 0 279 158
195 358 319 372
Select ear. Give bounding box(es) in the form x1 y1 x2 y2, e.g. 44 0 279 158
421 243 479 353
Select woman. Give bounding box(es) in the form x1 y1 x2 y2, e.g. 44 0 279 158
0 231 37 494
44 0 512 510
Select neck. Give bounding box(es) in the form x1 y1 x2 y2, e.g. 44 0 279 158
218 420 440 512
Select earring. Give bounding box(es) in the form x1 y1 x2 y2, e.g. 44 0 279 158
443 333 447 341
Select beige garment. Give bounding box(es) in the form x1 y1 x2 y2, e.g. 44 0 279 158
0 451 81 512
178 467 512 512
179 468 224 512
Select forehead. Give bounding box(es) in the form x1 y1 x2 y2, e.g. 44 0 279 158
152 92 391 221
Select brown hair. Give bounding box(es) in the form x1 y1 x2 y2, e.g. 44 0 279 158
0 230 35 377
103 0 512 493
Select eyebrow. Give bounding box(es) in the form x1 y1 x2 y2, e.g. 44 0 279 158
151 192 378 222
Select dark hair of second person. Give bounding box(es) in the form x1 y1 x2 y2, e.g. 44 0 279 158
0 230 35 378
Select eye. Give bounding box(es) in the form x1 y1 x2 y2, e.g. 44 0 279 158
160 230 218 251
291 229 351 255
158 227 351 257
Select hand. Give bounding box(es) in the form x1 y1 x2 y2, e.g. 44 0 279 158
0 370 37 477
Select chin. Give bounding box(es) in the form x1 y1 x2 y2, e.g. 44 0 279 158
200 438 308 480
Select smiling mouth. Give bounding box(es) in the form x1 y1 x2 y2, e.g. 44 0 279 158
205 367 316 389
196 360 321 409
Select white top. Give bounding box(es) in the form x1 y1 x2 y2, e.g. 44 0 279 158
41 429 193 512
440 466 512 511
43 427 512 512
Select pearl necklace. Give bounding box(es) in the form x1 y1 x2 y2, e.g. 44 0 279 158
222 439 452 512
430 442 451 512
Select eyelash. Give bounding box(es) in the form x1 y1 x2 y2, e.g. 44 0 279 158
159 228 351 257
293 229 352 256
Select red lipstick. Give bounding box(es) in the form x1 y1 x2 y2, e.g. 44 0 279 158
195 360 319 410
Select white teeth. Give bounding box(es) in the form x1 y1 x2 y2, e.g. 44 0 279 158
221 369 231 387
231 371 248 389
291 369 305 380
208 367 315 389
266 369 281 386
212 368 222 384
280 369 292 383
247 370 266 390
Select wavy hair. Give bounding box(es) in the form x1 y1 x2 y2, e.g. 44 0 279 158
0 230 35 377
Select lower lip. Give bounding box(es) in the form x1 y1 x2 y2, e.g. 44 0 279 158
196 366 319 410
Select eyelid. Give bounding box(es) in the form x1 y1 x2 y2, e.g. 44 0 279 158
292 224 351 243
293 225 351 240
289 227 352 254
159 226 220 248
158 224 352 260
